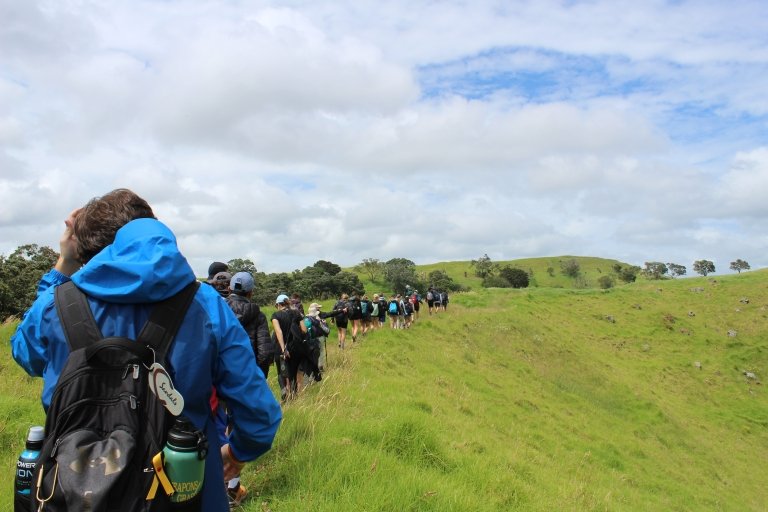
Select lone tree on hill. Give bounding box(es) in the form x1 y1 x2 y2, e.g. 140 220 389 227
355 257 384 281
641 262 668 280
729 259 751 273
560 258 581 278
693 259 715 276
612 263 640 283
384 258 418 293
667 263 687 278
470 253 496 278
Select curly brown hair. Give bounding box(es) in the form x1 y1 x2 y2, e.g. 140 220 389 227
72 189 156 263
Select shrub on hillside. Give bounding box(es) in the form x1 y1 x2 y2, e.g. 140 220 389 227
427 269 464 292
598 275 615 289
482 275 511 288
560 259 581 278
498 266 530 288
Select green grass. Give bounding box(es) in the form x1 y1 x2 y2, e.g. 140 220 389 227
2 267 767 510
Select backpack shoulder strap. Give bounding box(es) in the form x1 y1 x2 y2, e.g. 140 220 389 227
55 280 200 355
55 280 103 351
137 281 200 360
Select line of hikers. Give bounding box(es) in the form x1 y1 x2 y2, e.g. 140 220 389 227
208 264 451 385
205 263 452 506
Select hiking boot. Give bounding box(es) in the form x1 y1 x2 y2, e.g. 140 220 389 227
228 483 248 508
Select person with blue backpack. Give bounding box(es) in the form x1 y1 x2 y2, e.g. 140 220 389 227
388 295 401 329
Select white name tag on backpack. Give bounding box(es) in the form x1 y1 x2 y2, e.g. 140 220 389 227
148 363 185 416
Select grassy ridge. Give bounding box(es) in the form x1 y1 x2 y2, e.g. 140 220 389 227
356 256 626 292
1 266 767 510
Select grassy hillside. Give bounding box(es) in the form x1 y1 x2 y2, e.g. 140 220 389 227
355 256 627 293
2 268 767 510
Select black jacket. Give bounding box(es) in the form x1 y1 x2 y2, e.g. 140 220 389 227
226 293 274 365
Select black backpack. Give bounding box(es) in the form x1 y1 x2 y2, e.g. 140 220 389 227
31 280 199 512
333 300 347 317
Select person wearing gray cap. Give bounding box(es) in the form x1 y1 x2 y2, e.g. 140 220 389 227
226 272 273 378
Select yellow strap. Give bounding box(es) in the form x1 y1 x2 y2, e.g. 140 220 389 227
148 452 175 499
146 475 159 500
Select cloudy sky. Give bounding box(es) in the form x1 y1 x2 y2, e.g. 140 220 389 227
2 1 767 277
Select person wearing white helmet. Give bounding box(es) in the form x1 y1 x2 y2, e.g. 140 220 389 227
271 293 308 400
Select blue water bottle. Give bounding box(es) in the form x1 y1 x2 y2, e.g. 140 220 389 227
14 426 44 512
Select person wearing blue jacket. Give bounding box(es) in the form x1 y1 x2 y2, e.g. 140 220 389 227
10 189 282 511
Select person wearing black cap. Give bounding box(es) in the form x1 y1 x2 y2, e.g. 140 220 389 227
207 261 229 281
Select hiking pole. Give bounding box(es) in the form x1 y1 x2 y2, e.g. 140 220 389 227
325 336 328 367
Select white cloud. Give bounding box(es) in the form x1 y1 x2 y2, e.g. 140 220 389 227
715 147 768 217
1 0 767 276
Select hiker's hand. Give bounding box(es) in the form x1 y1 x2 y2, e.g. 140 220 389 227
221 444 246 480
55 208 82 276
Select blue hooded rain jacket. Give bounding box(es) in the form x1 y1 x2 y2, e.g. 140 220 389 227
11 218 282 511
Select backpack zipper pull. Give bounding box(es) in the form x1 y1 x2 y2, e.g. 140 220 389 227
123 364 140 380
50 437 63 458
129 395 137 409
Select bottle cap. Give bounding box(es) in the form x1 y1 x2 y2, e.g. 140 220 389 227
167 417 198 449
27 426 45 443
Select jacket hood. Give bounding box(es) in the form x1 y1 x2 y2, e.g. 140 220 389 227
72 218 196 303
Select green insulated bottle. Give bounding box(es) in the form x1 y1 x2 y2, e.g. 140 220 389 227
163 416 207 506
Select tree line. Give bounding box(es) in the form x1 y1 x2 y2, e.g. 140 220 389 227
470 254 753 290
0 247 465 320
0 244 752 320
